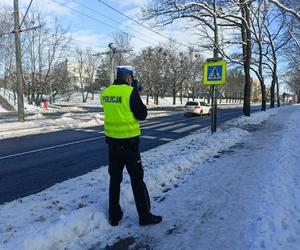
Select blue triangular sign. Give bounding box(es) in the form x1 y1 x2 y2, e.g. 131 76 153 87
208 66 221 80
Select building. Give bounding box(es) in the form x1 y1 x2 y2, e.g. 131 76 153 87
55 60 96 88
251 77 262 102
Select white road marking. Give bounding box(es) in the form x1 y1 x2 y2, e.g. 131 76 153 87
0 136 105 161
140 135 157 140
140 120 162 126
142 121 174 130
156 123 186 131
173 124 201 133
159 138 174 142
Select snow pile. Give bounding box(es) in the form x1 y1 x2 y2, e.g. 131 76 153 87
59 107 86 113
0 114 104 140
226 108 278 126
55 117 75 123
61 112 74 118
27 114 46 120
0 108 280 250
144 127 249 193
24 105 86 114
24 103 52 113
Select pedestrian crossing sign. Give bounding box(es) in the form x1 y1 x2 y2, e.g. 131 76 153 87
204 60 227 85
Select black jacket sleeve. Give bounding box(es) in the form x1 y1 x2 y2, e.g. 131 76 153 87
130 89 147 121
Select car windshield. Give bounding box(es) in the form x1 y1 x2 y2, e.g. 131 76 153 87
186 102 198 106
200 102 209 106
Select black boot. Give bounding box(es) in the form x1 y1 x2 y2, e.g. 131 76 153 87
109 210 123 226
139 213 162 226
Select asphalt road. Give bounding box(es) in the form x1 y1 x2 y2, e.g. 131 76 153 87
0 106 261 204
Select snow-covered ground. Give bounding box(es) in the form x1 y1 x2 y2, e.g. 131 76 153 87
0 112 103 140
1 105 299 250
55 92 245 109
0 106 8 112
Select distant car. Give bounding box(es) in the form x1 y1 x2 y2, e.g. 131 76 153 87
184 101 211 116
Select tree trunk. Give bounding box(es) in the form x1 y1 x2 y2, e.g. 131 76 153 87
241 0 252 116
261 84 266 111
180 90 183 104
270 78 275 108
276 75 280 107
81 83 85 103
83 92 89 103
172 89 176 105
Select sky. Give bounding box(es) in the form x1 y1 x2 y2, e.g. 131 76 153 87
0 0 198 53
0 0 291 91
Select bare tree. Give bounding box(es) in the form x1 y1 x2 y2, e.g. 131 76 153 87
249 0 268 111
267 0 300 20
86 49 100 100
0 8 17 98
111 32 134 65
142 0 253 115
20 11 71 105
74 48 99 102
263 6 292 108
74 48 88 103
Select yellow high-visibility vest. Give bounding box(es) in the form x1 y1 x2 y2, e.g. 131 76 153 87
100 84 141 139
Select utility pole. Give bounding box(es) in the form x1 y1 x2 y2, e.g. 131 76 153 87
94 43 132 84
211 0 219 133
13 0 25 122
108 43 117 84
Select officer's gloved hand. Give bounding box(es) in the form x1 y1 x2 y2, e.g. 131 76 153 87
132 79 143 92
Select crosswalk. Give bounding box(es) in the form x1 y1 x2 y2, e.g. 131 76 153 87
156 123 186 131
73 120 203 141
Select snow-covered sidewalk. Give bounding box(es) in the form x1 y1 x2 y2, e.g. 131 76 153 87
0 105 299 250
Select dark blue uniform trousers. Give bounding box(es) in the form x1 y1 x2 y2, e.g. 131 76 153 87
108 142 151 221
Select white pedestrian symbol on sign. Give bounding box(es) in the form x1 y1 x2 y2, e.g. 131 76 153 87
208 66 221 80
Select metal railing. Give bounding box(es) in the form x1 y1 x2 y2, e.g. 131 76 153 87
0 88 17 106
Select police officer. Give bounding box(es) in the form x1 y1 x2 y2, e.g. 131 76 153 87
100 66 162 226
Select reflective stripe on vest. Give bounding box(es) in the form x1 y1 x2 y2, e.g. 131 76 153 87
100 84 141 139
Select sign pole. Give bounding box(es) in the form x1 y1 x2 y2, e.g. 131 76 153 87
211 85 215 133
213 85 217 132
212 0 218 133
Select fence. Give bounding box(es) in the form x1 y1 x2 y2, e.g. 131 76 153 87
0 88 16 106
